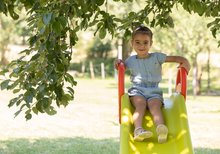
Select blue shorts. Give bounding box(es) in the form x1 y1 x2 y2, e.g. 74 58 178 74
128 83 163 103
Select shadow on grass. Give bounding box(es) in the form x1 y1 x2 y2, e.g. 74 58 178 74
0 137 119 154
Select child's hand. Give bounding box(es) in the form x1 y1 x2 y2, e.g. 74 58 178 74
177 59 191 74
114 59 124 70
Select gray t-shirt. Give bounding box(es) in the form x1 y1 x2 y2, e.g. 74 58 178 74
125 52 167 85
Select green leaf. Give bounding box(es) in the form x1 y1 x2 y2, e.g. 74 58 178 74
124 29 131 39
150 19 156 27
166 16 174 28
1 79 10 90
42 97 51 109
65 73 77 86
145 17 149 24
25 109 31 114
60 94 72 107
99 27 106 39
30 53 40 61
36 101 45 113
211 28 217 38
13 89 21 94
20 104 27 110
25 113 32 120
52 20 61 33
0 68 8 75
43 12 52 25
8 80 19 90
0 1 7 14
16 100 22 106
8 4 19 20
29 35 37 47
8 97 19 107
16 94 23 106
96 0 105 6
14 110 22 118
38 84 45 92
67 87 75 96
24 89 35 104
128 12 136 17
58 16 67 28
32 106 38 115
44 106 57 115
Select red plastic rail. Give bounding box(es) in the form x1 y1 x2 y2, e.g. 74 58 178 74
118 62 125 124
175 67 188 100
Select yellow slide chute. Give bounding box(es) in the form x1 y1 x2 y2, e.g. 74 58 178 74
120 93 194 154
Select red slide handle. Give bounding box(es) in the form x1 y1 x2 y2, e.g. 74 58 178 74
176 67 188 100
118 61 125 124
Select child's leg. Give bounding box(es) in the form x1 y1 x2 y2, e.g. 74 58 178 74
130 95 147 128
148 98 168 143
130 96 153 141
147 98 164 126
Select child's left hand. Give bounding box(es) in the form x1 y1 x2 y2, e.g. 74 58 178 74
177 60 191 74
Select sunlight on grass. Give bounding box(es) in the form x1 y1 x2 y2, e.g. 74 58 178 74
0 137 119 154
0 78 220 154
0 138 219 154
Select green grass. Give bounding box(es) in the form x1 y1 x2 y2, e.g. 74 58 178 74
0 138 119 154
0 77 220 154
0 138 219 154
194 148 220 154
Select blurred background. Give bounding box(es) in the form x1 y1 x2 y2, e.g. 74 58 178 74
0 1 220 154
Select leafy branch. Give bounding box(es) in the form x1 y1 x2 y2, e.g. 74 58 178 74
0 0 220 120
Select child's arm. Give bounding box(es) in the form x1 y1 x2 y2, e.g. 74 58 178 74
165 56 191 73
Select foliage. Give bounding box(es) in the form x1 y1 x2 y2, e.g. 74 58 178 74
87 38 112 59
0 0 220 120
0 10 29 65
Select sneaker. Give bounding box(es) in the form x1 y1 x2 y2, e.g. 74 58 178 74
134 127 153 141
156 124 168 143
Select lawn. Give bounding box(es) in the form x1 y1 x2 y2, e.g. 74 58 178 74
0 78 220 154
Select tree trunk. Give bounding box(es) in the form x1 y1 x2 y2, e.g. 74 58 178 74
192 58 201 96
101 62 105 79
207 48 211 91
0 45 9 65
89 61 95 79
122 38 132 60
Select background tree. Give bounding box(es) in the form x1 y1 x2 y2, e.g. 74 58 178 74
0 0 220 120
0 9 28 65
153 7 218 96
87 38 112 59
171 9 217 96
0 14 14 65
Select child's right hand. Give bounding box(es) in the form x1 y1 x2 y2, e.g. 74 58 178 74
114 59 124 69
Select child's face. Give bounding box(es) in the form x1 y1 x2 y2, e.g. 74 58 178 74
132 33 152 57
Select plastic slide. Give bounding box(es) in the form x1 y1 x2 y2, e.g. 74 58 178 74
117 63 194 154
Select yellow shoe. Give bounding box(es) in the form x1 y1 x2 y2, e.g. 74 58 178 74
156 124 168 144
134 127 153 142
